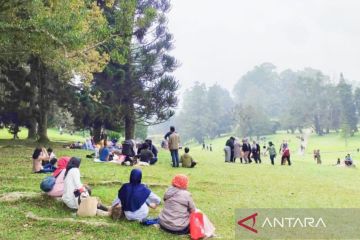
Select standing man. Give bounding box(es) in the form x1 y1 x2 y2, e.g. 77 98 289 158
225 137 235 162
164 126 180 167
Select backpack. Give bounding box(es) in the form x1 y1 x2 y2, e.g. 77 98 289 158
122 140 134 156
40 176 56 192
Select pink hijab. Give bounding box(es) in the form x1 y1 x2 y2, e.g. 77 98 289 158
52 156 70 177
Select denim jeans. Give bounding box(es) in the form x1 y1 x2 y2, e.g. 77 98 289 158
170 150 179 167
150 157 158 165
270 155 275 165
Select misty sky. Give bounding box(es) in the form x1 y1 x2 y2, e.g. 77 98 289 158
167 0 360 93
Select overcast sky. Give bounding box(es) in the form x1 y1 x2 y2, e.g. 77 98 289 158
167 0 360 93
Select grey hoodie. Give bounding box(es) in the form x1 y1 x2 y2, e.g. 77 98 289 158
159 186 196 231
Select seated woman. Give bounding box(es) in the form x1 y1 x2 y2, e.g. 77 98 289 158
32 147 51 173
344 154 353 166
159 174 196 235
113 169 161 221
99 141 111 161
62 157 108 212
121 140 136 165
43 158 58 172
47 157 70 197
145 139 158 165
137 143 156 165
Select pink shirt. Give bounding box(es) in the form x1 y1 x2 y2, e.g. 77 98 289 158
47 170 66 197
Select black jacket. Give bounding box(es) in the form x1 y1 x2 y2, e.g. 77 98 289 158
226 139 235 150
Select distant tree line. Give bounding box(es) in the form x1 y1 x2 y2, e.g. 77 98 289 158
155 63 360 142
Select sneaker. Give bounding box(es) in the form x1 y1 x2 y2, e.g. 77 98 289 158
141 218 159 226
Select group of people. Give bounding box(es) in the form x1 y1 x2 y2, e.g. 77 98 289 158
224 137 291 165
32 147 57 173
37 154 214 237
334 153 355 167
90 138 159 167
202 143 213 151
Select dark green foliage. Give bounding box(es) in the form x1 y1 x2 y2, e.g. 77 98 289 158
337 74 358 136
233 64 356 136
88 0 179 140
233 104 277 137
176 82 234 142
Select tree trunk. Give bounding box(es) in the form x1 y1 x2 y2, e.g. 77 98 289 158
125 105 135 140
27 118 37 139
37 111 49 143
92 120 102 144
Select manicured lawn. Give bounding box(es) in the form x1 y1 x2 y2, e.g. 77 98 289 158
0 130 359 239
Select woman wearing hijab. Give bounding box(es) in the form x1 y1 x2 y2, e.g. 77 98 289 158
281 143 291 166
113 169 161 221
62 157 108 212
159 174 196 235
47 156 70 197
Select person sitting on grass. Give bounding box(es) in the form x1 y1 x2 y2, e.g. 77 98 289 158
113 169 161 221
138 143 157 165
47 147 56 160
159 174 196 235
180 147 197 168
344 154 353 167
145 139 158 164
32 147 51 173
62 157 108 212
43 158 58 173
99 141 111 161
47 157 70 197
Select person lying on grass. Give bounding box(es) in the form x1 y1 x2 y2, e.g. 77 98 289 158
47 157 70 198
159 174 196 235
62 157 108 213
180 147 197 168
112 169 161 221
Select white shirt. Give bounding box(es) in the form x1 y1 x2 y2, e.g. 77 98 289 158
62 168 83 209
49 152 56 159
112 192 161 221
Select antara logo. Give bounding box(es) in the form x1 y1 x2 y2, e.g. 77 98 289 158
237 213 258 234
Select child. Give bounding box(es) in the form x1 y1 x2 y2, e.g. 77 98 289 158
180 147 197 168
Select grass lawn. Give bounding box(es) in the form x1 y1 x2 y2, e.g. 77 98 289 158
0 130 359 239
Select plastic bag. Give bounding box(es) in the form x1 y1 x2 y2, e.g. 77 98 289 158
190 212 205 240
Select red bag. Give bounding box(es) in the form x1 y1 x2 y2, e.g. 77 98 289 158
190 212 205 240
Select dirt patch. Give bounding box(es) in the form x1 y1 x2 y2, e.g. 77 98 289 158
26 212 117 227
0 192 40 202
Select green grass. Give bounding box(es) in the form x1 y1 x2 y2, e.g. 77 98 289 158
0 130 359 239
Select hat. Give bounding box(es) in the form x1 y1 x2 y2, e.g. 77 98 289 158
172 174 189 189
